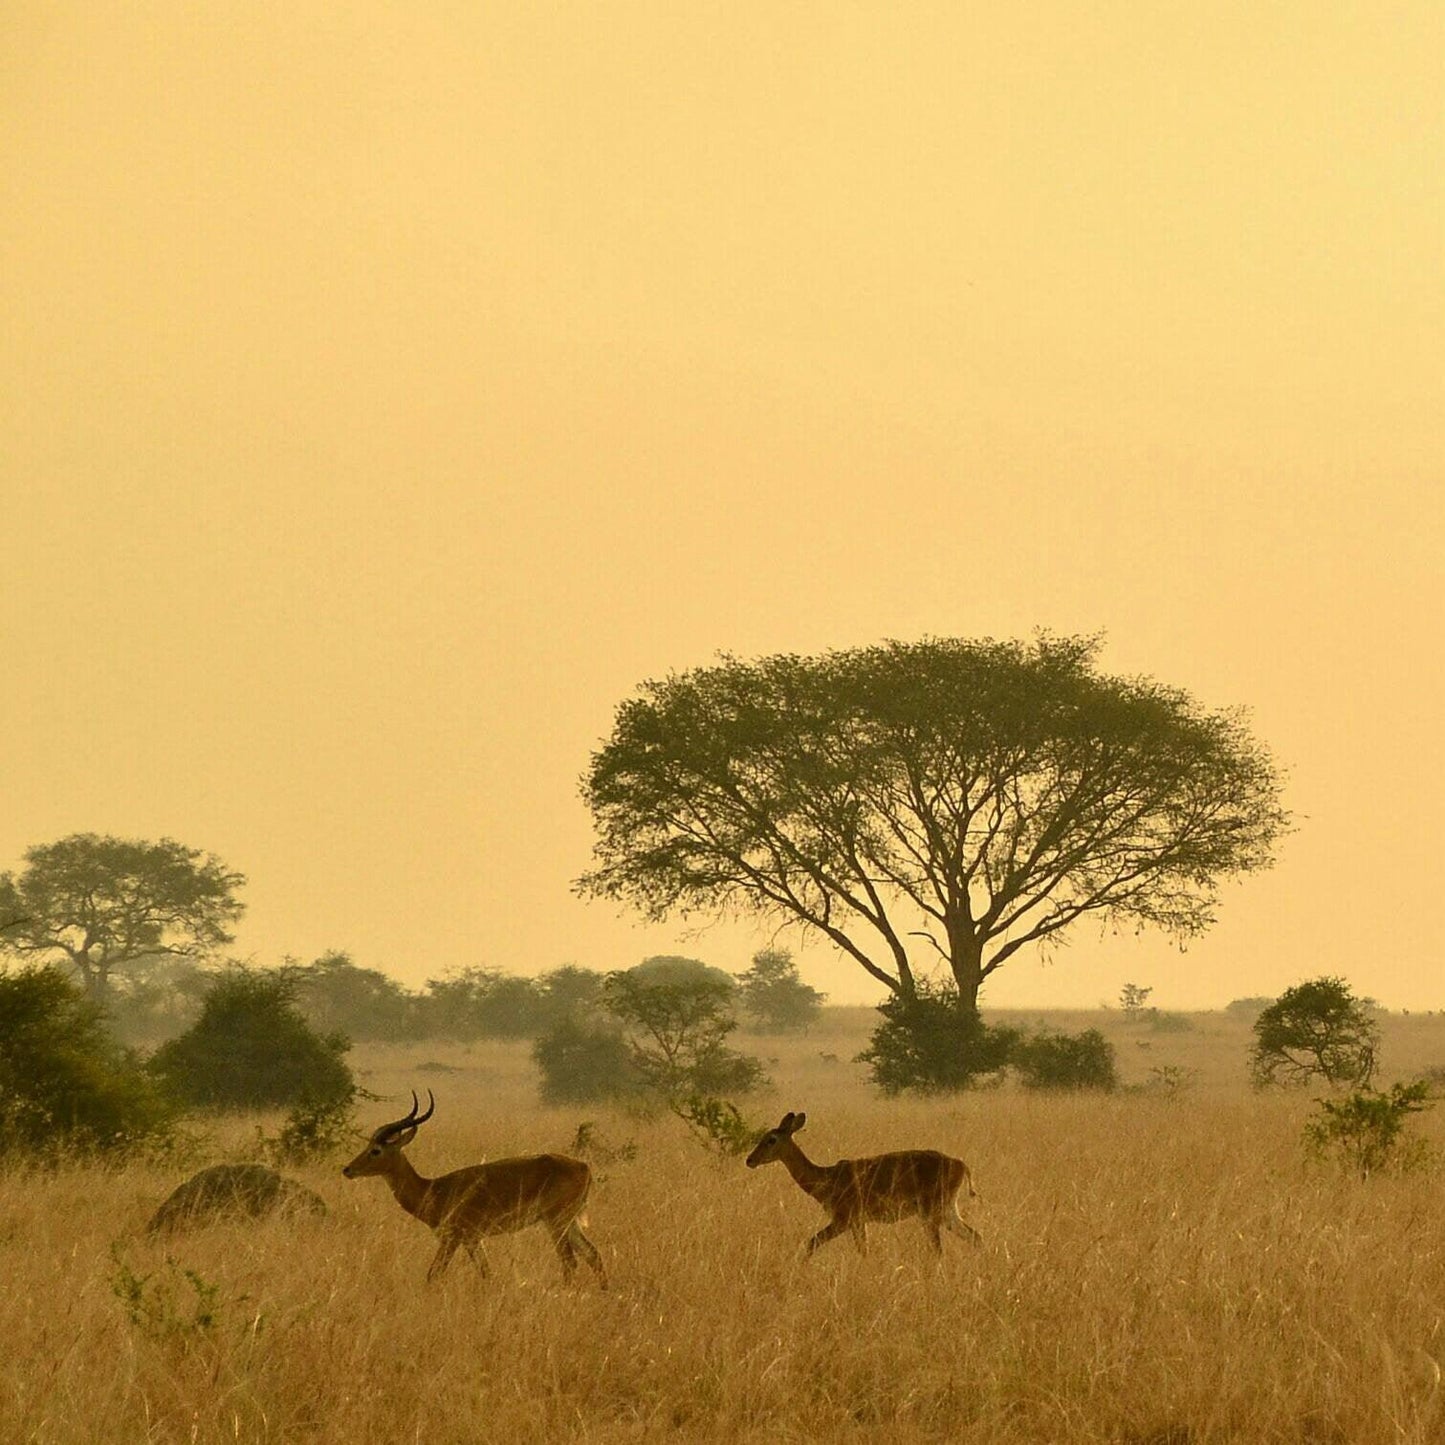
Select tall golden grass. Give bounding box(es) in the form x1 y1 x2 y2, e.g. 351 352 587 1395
4 1007 1445 1443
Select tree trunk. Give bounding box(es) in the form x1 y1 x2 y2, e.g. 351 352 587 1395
947 930 985 1015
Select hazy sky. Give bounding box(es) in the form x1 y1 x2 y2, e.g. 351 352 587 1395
3 4 1440 1010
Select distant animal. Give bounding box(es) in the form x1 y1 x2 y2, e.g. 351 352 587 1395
745 1110 981 1256
342 1090 606 1286
146 1163 327 1235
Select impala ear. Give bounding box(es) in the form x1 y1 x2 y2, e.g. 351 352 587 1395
787 1112 806 1134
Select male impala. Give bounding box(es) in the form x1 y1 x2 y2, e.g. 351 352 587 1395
342 1090 606 1285
745 1111 981 1256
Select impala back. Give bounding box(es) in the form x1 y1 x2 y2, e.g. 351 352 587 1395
435 1154 591 1236
838 1150 966 1222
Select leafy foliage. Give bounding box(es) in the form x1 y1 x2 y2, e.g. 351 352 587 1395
1303 1081 1433 1178
579 635 1289 1011
736 948 826 1031
532 1015 641 1104
258 1091 362 1165
1012 1028 1118 1092
674 1095 762 1158
856 981 1017 1094
287 950 415 1041
0 965 175 1158
148 970 354 1111
602 966 765 1101
0 834 244 1000
1251 977 1379 1089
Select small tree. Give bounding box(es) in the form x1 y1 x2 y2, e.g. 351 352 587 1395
736 948 826 1031
0 965 174 1157
1119 983 1154 1020
0 835 245 1002
856 981 1017 1094
602 965 764 1101
148 971 355 1111
1251 977 1379 1089
1304 1081 1433 1178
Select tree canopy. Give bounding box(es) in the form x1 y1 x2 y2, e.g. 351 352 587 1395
578 635 1288 1011
0 834 246 1001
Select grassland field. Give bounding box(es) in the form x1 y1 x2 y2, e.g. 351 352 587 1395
5 1005 1445 1444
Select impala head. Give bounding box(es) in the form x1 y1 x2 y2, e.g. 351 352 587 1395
745 1110 806 1168
342 1089 435 1178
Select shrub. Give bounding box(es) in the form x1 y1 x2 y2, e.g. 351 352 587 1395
148 970 354 1111
602 966 765 1102
1250 976 1378 1089
532 1016 641 1104
674 1095 762 1158
736 948 826 1032
0 965 175 1158
856 981 1018 1094
258 1088 362 1165
1012 1029 1118 1091
1303 1080 1433 1178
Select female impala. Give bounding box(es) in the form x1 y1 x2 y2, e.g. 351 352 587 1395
342 1090 606 1285
745 1111 981 1256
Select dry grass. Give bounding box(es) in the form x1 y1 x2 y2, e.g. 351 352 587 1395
5 1008 1445 1443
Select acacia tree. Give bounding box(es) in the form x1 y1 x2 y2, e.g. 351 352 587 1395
578 635 1288 1014
0 834 245 1002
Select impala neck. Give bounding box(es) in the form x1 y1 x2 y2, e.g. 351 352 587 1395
380 1151 437 1225
777 1137 833 1201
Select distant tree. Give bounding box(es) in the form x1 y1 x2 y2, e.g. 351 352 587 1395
629 955 738 994
419 967 543 1039
578 636 1289 1018
0 834 245 1002
0 965 175 1156
603 964 763 1100
1119 983 1154 1019
148 970 354 1111
1250 977 1379 1089
104 957 217 1043
736 948 826 1031
288 950 415 1040
536 965 607 1022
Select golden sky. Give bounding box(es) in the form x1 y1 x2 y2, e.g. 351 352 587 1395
2 4 1440 1009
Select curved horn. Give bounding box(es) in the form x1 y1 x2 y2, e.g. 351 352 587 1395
373 1090 429 1142
414 1089 435 1126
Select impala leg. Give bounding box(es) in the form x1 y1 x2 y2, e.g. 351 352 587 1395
566 1222 608 1286
552 1227 579 1278
804 1218 852 1256
427 1234 462 1282
922 1218 945 1253
462 1237 491 1277
942 1210 983 1248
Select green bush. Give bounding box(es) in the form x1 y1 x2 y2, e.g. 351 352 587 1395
1012 1028 1118 1091
148 970 354 1111
1303 1081 1433 1179
0 966 176 1158
856 982 1017 1094
532 1016 641 1104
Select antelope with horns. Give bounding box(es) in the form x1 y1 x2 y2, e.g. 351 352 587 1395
342 1090 606 1285
745 1111 981 1256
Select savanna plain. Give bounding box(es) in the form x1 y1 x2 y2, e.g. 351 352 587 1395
6 1006 1445 1444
